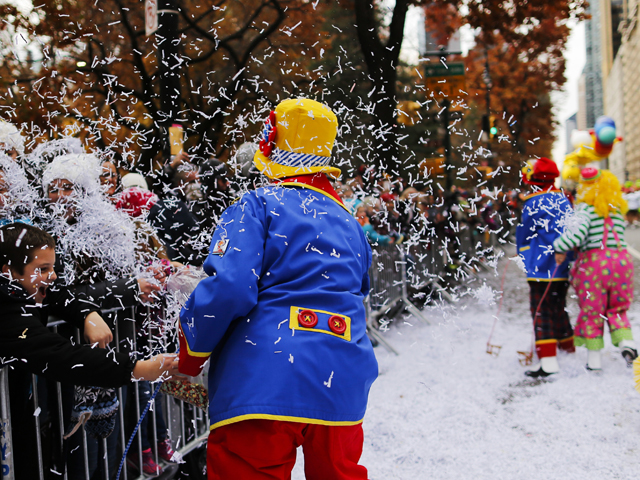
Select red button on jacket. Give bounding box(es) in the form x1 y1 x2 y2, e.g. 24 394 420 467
328 315 347 335
298 310 318 328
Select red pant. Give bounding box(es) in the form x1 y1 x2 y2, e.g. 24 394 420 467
207 419 369 480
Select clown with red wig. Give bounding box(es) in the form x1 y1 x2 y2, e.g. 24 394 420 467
516 157 575 377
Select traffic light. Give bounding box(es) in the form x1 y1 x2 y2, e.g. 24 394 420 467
490 116 498 138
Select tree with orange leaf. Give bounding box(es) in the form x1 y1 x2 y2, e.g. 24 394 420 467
0 0 332 169
425 0 588 186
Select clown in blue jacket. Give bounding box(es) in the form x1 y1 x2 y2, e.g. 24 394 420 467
516 157 574 378
179 98 378 480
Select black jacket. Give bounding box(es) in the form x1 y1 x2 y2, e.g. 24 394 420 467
148 196 203 265
0 277 136 388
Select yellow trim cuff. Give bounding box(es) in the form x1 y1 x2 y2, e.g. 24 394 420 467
519 246 530 252
210 413 364 431
180 323 212 358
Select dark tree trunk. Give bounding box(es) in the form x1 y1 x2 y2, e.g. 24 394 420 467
353 0 410 172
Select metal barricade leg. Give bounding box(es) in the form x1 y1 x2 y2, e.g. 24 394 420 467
133 358 144 476
0 368 14 480
50 325 69 480
165 394 173 448
101 437 109 480
399 257 430 324
114 312 128 480
151 395 159 467
117 386 127 480
31 375 45 480
148 306 160 469
81 424 90 479
179 401 186 451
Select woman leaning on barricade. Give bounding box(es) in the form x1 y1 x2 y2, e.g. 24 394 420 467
38 152 168 479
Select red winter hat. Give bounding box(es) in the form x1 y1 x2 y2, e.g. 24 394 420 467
521 157 559 186
116 187 158 218
380 192 397 202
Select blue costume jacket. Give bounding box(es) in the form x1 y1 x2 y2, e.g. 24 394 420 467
179 178 378 431
516 190 573 281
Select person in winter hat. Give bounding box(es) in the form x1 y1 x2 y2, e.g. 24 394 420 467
179 98 377 480
554 168 637 370
114 175 183 472
516 157 575 377
41 153 168 478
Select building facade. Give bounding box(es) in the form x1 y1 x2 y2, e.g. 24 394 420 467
579 0 635 181
605 47 626 180
565 113 578 154
621 0 640 180
583 0 605 128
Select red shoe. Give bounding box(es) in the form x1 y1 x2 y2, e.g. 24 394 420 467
158 438 180 463
128 448 162 477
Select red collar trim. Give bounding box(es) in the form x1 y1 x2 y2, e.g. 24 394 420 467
274 174 345 208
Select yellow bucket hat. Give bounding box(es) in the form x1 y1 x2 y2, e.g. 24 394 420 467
253 98 342 180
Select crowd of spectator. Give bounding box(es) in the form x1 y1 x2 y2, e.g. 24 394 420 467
337 164 521 255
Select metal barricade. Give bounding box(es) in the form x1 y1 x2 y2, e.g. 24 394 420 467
365 243 431 355
365 221 505 355
0 305 209 480
0 367 14 480
368 245 403 312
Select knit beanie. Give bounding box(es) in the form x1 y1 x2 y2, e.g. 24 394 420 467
42 153 101 194
116 187 158 218
121 172 149 191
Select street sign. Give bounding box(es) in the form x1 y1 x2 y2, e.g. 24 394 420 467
145 0 158 36
424 62 465 77
424 62 466 98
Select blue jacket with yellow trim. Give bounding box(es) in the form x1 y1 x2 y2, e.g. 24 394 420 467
515 190 573 281
179 183 378 430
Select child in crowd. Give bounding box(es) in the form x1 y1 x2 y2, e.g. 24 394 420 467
0 222 181 477
516 157 574 377
553 168 637 370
